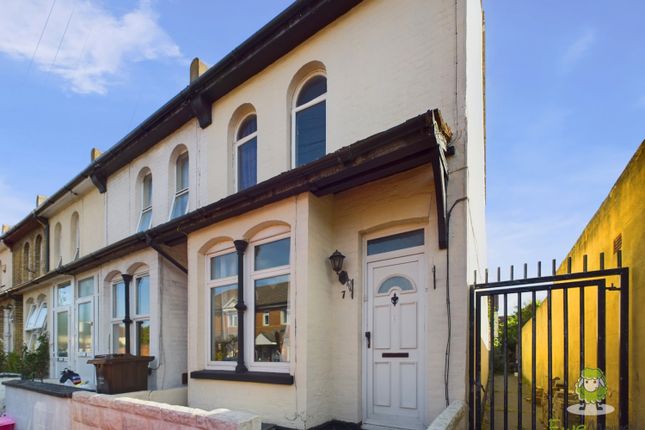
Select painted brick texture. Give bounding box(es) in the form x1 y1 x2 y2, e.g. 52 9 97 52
71 391 260 430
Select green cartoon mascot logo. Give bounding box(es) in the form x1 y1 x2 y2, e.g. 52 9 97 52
575 367 607 408
566 367 614 416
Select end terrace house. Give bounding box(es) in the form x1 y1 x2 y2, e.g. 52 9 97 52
0 0 486 428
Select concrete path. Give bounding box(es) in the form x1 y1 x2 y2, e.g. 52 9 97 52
483 374 546 430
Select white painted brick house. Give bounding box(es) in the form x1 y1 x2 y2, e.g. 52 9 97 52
0 1 486 428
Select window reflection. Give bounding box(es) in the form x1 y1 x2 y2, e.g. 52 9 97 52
56 311 69 357
254 274 289 362
211 284 238 361
137 320 150 356
77 302 92 353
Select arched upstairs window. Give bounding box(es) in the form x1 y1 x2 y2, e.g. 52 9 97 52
235 114 257 191
170 152 189 219
53 223 62 267
292 74 326 167
34 235 42 276
138 172 153 232
71 212 80 260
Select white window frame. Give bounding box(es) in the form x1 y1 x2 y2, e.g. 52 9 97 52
234 113 258 192
137 173 153 232
169 152 189 219
133 272 150 356
110 279 126 354
245 232 292 373
55 282 72 361
26 298 47 349
53 223 62 268
76 277 94 357
71 214 80 260
205 247 238 370
291 72 327 168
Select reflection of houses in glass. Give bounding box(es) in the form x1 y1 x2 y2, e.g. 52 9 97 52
212 284 238 361
254 275 289 362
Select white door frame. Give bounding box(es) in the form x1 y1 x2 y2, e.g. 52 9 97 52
362 226 428 430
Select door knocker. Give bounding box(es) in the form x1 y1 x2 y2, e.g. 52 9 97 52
391 292 399 306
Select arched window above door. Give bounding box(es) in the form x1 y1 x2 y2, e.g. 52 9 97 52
377 275 415 295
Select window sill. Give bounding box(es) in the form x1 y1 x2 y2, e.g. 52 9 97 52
190 369 294 385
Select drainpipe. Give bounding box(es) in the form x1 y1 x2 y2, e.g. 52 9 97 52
121 274 133 354
233 240 248 373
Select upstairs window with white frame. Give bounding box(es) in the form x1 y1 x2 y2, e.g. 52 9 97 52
53 223 62 267
71 212 80 260
292 74 326 167
170 153 189 219
235 114 257 191
138 173 153 232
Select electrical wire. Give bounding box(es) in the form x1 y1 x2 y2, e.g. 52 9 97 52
444 196 468 407
48 3 76 72
27 0 57 75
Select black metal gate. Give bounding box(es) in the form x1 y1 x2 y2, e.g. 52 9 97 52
468 253 629 430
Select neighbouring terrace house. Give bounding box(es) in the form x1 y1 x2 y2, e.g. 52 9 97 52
0 226 22 354
0 0 486 428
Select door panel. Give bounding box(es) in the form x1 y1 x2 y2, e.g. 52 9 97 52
373 305 391 349
400 363 418 409
366 253 425 429
374 362 392 407
400 303 417 349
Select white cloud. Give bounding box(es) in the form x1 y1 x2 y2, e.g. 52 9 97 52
561 29 594 71
0 0 181 94
0 177 33 228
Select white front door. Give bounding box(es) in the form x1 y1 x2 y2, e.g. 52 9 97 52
366 253 425 430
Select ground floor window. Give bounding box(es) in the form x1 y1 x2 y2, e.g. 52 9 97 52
134 274 150 356
25 296 47 349
209 251 238 363
111 274 150 355
207 232 292 372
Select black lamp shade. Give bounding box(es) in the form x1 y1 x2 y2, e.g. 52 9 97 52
329 250 345 273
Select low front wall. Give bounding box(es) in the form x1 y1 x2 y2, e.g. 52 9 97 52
5 384 74 430
5 380 258 430
72 391 260 430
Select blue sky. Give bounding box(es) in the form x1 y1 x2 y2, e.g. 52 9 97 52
0 1 643 274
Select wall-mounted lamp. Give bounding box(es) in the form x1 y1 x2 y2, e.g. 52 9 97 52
329 250 354 299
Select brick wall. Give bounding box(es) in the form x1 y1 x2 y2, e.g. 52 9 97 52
12 297 23 351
